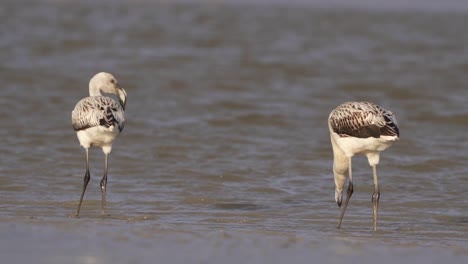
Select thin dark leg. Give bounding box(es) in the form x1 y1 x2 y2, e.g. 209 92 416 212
372 165 380 231
75 148 90 217
337 157 353 229
100 153 109 215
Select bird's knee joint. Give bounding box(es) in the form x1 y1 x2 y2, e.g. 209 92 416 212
372 192 380 201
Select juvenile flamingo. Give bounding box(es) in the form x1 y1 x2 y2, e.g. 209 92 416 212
328 101 399 230
71 72 127 216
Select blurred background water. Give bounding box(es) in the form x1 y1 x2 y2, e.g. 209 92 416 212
1 0 468 263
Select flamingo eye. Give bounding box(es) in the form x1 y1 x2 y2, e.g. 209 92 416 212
110 79 115 84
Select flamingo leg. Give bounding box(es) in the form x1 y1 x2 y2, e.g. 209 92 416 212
372 165 380 231
337 157 354 229
75 148 90 217
100 153 109 215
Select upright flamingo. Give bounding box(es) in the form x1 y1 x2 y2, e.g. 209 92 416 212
71 72 127 216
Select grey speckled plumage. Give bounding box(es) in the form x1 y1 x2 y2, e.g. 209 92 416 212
72 96 125 132
329 101 399 139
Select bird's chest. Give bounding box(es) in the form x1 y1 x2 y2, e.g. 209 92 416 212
332 134 393 157
77 126 119 148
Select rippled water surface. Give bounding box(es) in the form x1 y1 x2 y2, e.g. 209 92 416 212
1 1 468 263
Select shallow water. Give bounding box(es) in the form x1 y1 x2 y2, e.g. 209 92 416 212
1 0 468 263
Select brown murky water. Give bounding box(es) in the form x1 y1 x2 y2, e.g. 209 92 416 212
1 1 468 263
